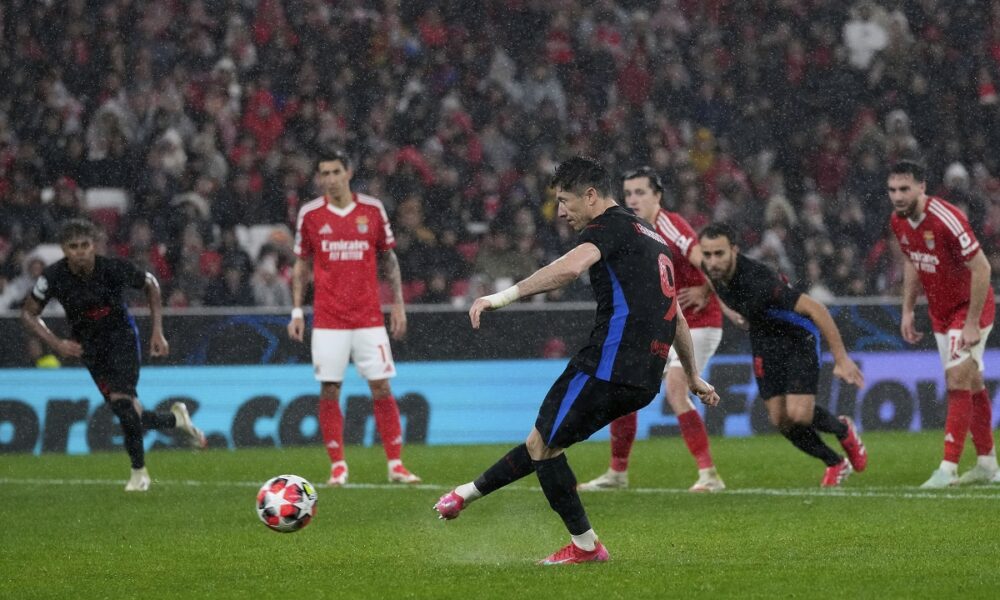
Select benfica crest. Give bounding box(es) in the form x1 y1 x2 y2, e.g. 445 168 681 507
356 215 369 234
923 230 935 250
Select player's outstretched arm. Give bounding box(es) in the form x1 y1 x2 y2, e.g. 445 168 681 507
900 258 924 344
674 309 720 406
379 249 407 340
288 258 310 342
959 249 991 350
469 243 601 329
793 294 865 388
143 272 169 357
20 294 82 358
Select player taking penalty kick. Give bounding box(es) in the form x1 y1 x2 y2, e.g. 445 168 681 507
887 161 999 487
579 166 726 493
433 157 720 565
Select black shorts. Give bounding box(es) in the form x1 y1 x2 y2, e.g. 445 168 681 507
752 336 819 400
83 326 142 400
535 365 657 449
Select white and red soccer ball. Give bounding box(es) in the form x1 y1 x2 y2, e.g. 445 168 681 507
256 475 318 533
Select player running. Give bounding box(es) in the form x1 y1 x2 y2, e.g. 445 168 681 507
887 160 998 487
699 223 867 487
21 219 205 492
579 166 726 493
288 150 420 486
434 156 719 565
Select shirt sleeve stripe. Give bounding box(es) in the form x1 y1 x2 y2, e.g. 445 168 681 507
927 200 965 236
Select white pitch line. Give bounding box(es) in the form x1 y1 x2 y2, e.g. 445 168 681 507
0 477 998 500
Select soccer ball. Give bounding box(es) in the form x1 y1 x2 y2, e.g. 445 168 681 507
256 475 318 533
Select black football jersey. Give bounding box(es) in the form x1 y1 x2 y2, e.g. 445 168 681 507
32 255 146 345
569 205 678 391
711 254 819 354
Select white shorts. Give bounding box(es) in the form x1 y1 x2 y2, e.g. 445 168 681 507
311 327 397 382
934 325 992 372
667 327 723 376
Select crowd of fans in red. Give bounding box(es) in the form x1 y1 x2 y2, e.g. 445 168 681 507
3 0 1000 311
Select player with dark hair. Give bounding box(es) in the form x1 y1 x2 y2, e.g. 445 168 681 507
887 160 998 487
433 156 720 565
21 219 205 492
698 223 867 486
288 151 420 486
580 166 729 493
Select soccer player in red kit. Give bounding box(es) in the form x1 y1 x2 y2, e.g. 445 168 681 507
288 150 420 486
578 167 727 492
888 160 998 487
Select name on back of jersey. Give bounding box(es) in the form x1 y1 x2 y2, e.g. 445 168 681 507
633 222 667 245
320 239 370 261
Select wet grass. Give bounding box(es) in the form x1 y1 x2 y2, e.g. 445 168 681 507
2 431 999 599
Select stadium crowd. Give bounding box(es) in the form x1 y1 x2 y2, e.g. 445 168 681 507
3 0 1000 310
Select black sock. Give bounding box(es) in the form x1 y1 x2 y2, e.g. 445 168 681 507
474 444 534 496
141 411 176 430
780 424 842 467
811 405 848 439
533 454 591 536
110 399 145 469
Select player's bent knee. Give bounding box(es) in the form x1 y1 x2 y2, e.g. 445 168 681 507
320 381 342 399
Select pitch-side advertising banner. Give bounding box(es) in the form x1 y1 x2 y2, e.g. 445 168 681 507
2 352 998 454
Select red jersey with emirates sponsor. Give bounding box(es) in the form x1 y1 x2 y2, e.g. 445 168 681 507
654 209 723 328
890 196 995 333
294 193 395 329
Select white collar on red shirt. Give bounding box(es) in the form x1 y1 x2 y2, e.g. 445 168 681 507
905 197 928 228
325 201 356 217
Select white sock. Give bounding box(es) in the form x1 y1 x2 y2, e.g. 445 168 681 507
977 454 999 470
387 459 402 470
571 529 598 552
698 467 717 477
940 460 959 474
455 482 482 503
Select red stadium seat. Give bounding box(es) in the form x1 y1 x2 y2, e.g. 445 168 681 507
403 280 426 302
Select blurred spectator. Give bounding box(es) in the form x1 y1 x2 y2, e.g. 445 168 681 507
473 230 537 292
204 264 254 306
251 253 292 307
1 0 1000 304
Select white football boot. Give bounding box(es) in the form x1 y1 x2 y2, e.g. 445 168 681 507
125 467 150 492
577 468 628 491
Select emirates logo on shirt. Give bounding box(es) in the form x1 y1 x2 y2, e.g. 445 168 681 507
356 215 369 234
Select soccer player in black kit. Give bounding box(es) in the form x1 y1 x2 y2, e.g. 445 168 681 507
698 223 868 487
20 219 205 492
433 157 720 565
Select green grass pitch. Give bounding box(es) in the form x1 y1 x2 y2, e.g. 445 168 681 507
2 431 999 599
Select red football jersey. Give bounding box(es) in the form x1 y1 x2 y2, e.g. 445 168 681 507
654 209 723 329
294 193 396 329
890 196 995 333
